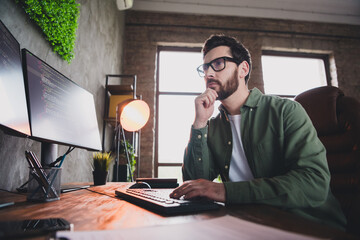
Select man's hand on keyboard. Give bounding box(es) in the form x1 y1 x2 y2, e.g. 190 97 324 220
170 179 226 202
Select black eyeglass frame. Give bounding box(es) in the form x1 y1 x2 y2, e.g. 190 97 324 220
196 56 240 77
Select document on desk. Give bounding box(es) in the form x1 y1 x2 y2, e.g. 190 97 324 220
56 215 324 240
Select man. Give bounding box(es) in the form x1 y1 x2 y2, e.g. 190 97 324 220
170 34 346 230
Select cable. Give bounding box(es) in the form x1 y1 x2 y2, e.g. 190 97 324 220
48 146 75 167
0 188 26 195
84 188 119 199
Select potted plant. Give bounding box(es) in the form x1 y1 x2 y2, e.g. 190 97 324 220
92 152 113 185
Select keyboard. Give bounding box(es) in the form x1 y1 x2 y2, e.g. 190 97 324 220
115 188 220 215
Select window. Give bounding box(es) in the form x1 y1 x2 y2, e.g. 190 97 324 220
156 49 330 181
261 51 331 97
155 47 219 182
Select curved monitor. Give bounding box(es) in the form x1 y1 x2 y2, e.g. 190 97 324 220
0 20 31 136
22 49 102 152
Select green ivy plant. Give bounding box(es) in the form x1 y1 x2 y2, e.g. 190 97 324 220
16 0 80 63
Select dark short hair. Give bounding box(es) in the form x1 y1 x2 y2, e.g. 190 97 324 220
202 34 252 84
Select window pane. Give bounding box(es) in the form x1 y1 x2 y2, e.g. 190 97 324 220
158 166 183 183
158 95 196 163
262 55 327 96
157 49 221 179
158 94 220 164
159 51 204 93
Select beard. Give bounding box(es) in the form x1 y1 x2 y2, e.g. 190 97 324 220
207 69 239 100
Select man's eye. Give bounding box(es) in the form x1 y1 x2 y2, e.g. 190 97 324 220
214 59 221 65
213 59 223 67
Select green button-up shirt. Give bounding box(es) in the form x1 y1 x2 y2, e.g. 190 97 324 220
183 88 346 229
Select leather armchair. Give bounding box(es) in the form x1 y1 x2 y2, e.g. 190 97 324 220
295 86 360 235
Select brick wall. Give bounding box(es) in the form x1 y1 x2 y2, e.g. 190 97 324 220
123 10 360 177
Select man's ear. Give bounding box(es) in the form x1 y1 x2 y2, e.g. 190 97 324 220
238 61 250 79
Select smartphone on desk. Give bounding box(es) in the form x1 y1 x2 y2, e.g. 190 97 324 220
0 218 72 239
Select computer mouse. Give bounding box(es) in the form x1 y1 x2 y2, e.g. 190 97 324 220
128 181 151 189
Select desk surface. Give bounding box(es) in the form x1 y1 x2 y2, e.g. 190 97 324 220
0 183 355 239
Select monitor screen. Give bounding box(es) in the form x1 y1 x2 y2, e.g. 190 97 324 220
22 49 102 151
0 20 31 136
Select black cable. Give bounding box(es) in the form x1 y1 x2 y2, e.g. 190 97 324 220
84 188 119 199
0 188 26 195
48 146 75 167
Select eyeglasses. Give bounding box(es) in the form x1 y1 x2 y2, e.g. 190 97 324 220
196 57 239 77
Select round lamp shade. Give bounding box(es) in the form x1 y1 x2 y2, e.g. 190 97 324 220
119 100 150 132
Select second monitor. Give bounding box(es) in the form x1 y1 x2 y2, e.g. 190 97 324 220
22 49 102 164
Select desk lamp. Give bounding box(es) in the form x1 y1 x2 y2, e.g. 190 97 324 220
114 99 150 182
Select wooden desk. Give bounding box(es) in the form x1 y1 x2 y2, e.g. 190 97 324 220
0 183 356 239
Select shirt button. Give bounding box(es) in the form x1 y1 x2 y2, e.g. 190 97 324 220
198 158 202 161
228 141 231 145
204 134 207 138
197 135 202 139
225 165 229 169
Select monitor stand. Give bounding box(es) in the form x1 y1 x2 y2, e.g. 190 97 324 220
41 142 58 166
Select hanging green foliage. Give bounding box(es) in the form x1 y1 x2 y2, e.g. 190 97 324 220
16 0 80 63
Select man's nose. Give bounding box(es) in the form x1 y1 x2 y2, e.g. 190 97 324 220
204 67 215 79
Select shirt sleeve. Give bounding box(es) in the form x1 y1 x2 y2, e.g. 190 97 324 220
182 126 218 181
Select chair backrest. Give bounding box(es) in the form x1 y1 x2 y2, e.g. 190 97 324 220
295 86 360 235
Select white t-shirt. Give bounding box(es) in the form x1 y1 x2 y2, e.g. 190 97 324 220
228 114 254 182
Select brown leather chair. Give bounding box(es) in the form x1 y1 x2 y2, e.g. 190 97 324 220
295 86 360 235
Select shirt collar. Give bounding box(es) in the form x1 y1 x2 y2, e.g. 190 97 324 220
243 88 262 108
218 87 263 114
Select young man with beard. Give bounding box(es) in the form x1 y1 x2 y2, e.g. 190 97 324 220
170 34 346 230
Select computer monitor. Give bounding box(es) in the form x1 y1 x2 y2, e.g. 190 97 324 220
0 20 31 136
22 49 102 165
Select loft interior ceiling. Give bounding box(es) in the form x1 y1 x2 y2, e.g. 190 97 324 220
131 0 360 25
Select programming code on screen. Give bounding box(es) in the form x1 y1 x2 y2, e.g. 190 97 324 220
0 21 30 135
23 49 101 151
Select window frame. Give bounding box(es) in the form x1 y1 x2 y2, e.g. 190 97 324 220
261 50 332 98
155 46 202 177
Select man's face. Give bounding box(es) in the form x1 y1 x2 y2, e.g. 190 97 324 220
213 67 239 100
203 46 239 100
